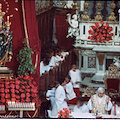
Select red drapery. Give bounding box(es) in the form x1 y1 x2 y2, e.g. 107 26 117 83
55 14 72 50
2 0 41 88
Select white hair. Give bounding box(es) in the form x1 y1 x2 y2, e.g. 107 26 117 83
97 87 105 93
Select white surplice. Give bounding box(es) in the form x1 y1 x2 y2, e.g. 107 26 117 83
51 85 68 116
49 56 58 67
46 88 56 109
69 69 82 88
40 61 50 76
64 82 76 100
73 103 89 113
87 94 113 114
61 52 69 59
111 105 120 116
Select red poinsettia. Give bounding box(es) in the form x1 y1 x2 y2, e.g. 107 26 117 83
58 108 71 118
88 21 114 42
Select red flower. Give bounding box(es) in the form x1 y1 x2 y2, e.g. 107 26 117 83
100 21 104 24
5 89 9 93
0 88 4 92
21 99 25 103
16 100 20 102
106 38 109 41
91 25 96 30
11 94 16 98
5 94 10 98
24 75 30 80
21 86 25 89
10 84 15 88
16 80 21 84
16 95 20 99
11 98 16 101
1 98 5 103
16 90 19 94
26 93 30 97
106 22 109 26
16 85 20 89
21 93 25 98
26 89 30 92
26 97 30 102
11 89 15 93
111 33 114 36
1 93 5 97
19 89 24 92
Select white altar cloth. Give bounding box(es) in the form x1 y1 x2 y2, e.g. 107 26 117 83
48 110 117 118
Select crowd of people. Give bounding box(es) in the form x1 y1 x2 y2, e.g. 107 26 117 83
40 44 69 76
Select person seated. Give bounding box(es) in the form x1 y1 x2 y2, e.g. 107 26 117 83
48 50 59 68
55 49 64 63
40 58 51 76
87 87 113 114
69 64 82 97
111 97 120 116
64 75 77 104
73 97 89 113
61 49 69 59
51 78 69 117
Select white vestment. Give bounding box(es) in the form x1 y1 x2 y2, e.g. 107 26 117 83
51 85 68 116
69 69 82 88
40 61 50 76
56 55 64 62
61 52 69 59
49 56 58 67
46 88 56 109
73 103 89 113
111 105 120 116
87 94 113 114
64 82 76 100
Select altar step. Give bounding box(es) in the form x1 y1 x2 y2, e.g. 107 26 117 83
81 77 105 90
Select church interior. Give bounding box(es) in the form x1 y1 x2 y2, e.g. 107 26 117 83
0 0 120 119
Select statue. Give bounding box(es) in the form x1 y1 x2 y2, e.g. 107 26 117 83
66 13 79 38
0 3 13 66
113 56 120 69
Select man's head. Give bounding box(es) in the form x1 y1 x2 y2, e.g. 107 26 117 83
59 78 66 86
72 64 77 69
97 87 105 98
65 75 71 83
76 97 84 107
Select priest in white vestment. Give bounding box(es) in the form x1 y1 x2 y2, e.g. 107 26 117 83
87 87 113 114
51 78 69 117
69 64 82 97
111 97 120 117
73 97 89 113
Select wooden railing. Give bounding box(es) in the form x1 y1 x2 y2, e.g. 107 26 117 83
39 51 73 98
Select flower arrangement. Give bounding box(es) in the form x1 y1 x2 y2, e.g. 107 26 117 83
57 108 71 118
88 21 114 42
0 75 41 108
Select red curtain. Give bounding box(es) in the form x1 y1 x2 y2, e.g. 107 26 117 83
24 0 41 88
2 0 41 88
55 14 72 50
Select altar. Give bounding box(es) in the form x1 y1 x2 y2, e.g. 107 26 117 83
66 1 120 91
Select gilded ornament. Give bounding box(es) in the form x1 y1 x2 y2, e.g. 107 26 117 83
15 8 18 11
84 1 89 9
96 1 102 10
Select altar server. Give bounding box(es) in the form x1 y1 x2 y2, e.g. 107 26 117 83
73 97 89 113
69 64 82 97
64 75 77 104
40 58 50 76
87 87 113 114
51 78 69 117
111 97 120 116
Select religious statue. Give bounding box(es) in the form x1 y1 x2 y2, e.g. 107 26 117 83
66 13 79 38
0 3 13 66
